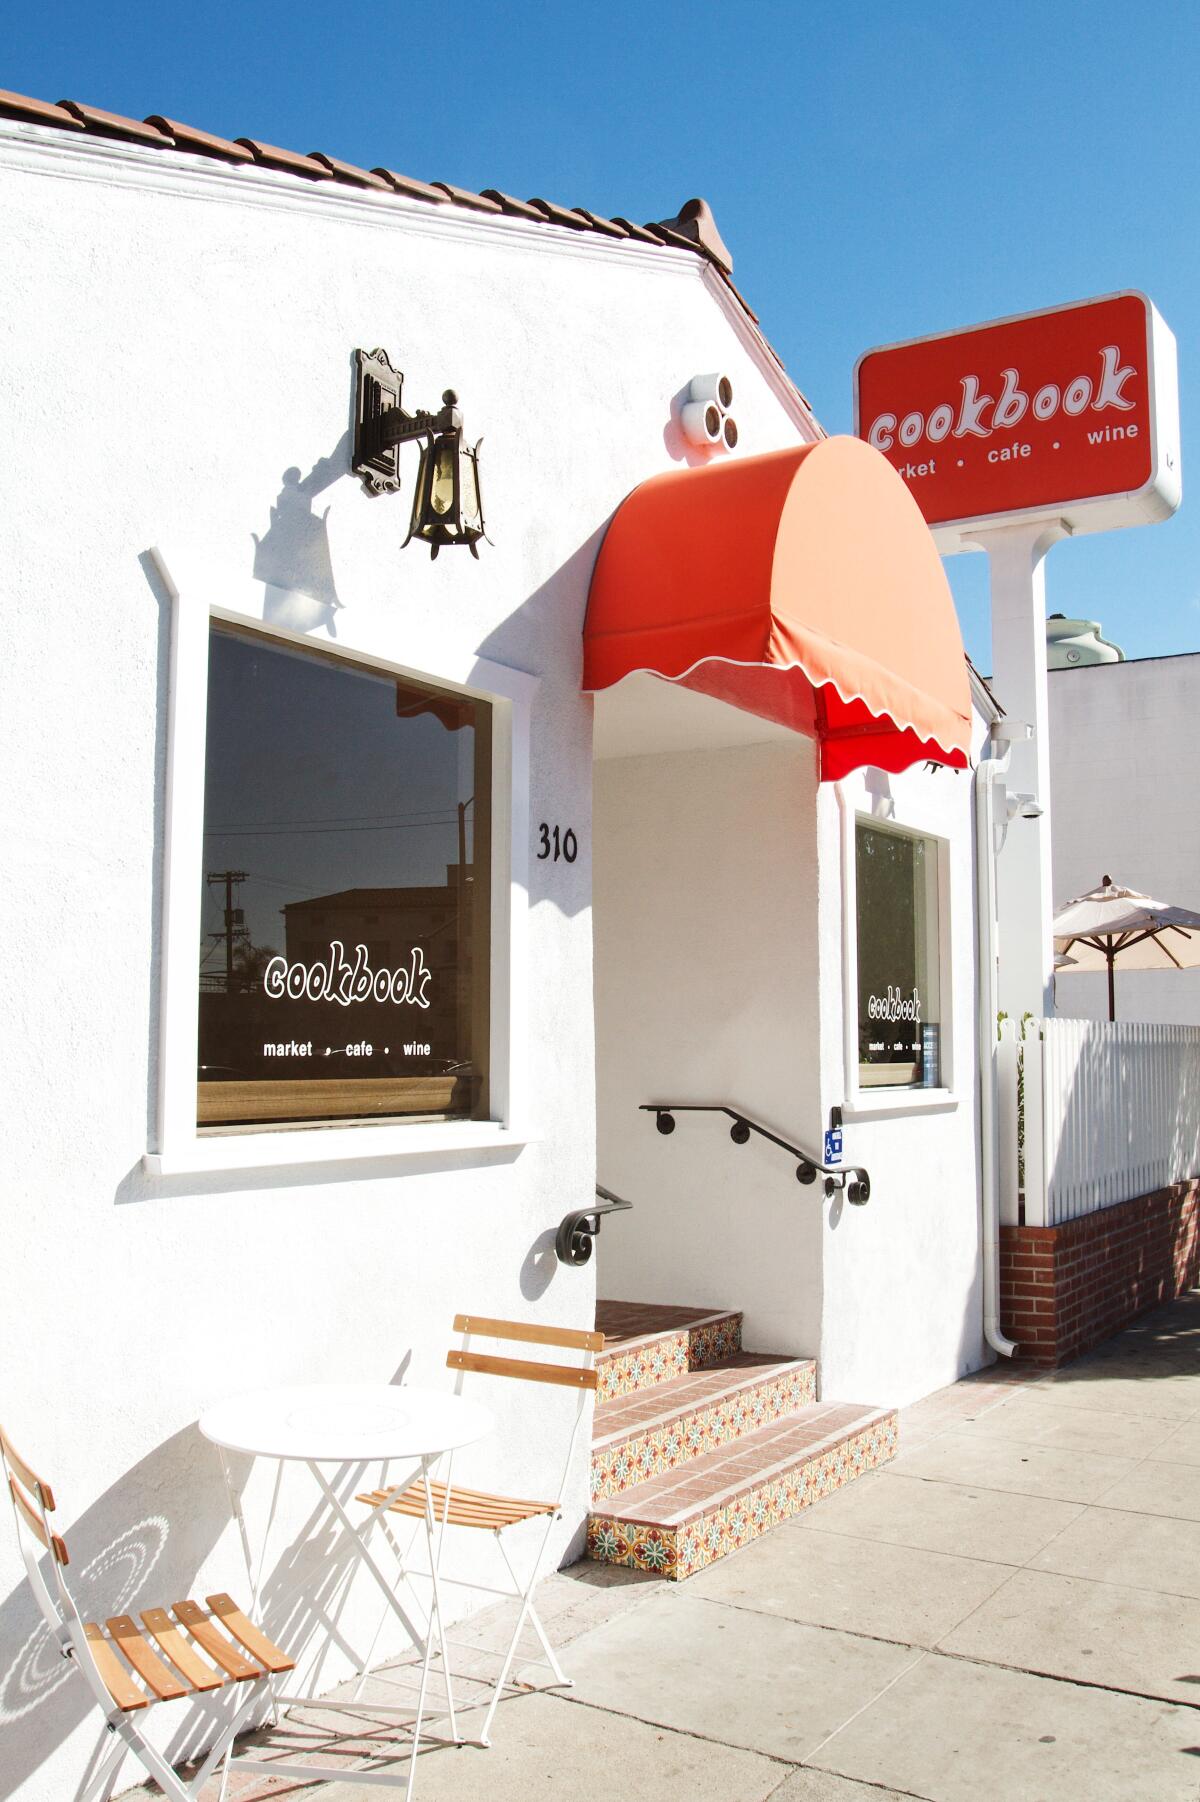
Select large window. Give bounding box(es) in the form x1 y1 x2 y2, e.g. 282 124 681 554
197 624 491 1130
855 820 941 1090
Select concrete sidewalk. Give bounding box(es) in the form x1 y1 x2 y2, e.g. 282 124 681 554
132 1291 1200 1801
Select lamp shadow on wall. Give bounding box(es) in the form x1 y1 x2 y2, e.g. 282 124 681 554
474 523 600 932
253 438 350 638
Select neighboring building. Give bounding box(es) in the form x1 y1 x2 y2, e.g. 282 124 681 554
1050 649 1200 1022
198 876 478 1122
1 89 1010 1802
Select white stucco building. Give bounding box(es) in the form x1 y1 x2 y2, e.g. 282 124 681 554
0 90 1015 1801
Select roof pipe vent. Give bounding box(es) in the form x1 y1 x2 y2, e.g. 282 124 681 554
680 373 738 453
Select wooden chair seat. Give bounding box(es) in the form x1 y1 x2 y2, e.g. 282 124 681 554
357 1477 558 1532
82 1593 294 1712
3 1420 298 1802
354 1315 602 1748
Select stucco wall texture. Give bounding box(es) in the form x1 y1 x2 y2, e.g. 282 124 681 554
594 729 988 1410
816 749 989 1407
0 121 815 1799
594 739 826 1356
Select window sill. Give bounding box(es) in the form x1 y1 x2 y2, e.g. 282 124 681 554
841 1090 962 1122
144 1119 536 1177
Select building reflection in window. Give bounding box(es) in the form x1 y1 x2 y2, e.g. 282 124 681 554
197 624 491 1130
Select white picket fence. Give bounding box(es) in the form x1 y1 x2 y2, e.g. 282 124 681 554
998 1017 1200 1227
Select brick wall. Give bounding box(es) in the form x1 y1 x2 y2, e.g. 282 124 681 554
1000 1180 1200 1366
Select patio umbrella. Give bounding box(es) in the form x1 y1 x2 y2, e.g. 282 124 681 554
1053 875 1200 1021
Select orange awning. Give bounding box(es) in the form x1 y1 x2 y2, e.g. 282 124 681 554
583 436 972 781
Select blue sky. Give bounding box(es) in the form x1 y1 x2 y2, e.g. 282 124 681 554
8 1 1198 668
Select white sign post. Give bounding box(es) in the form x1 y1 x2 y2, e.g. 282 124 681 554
971 519 1067 1015
856 293 1181 1020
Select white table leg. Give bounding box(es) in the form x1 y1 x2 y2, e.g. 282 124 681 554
351 1464 434 1702
219 1447 286 1725
306 1461 428 1655
421 1453 459 1744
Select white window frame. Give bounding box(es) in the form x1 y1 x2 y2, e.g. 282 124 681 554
838 790 958 1119
143 547 537 1176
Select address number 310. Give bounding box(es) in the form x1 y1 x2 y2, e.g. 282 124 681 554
537 823 578 863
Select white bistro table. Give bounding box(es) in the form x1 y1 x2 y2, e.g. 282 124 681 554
199 1382 493 1797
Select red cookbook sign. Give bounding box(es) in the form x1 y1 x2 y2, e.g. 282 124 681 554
854 293 1178 538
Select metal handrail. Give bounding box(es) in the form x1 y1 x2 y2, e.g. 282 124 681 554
555 1185 634 1266
641 1104 871 1205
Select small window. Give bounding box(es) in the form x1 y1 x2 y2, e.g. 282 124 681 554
855 820 941 1090
197 624 491 1130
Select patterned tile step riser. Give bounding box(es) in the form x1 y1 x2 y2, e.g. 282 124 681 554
586 1414 898 1581
592 1364 817 1501
596 1313 742 1403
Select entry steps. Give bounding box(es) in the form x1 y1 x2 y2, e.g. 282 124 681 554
586 1301 896 1581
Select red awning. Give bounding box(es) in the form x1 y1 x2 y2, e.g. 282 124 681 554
583 436 972 781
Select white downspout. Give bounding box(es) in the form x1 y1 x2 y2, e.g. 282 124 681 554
976 727 1019 1359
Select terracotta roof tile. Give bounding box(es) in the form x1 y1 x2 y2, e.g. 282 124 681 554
372 168 447 203
0 87 812 421
528 196 588 229
431 180 503 213
653 197 733 273
0 89 84 130
0 90 84 131
236 139 331 179
144 116 253 162
721 276 760 324
58 100 168 146
570 207 628 238
481 189 545 220
306 152 390 190
609 217 661 244
643 220 697 253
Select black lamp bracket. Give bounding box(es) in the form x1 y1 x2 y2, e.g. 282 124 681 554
352 347 461 497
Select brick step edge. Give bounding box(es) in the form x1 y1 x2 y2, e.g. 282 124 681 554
596 1311 742 1403
586 1409 897 1582
591 1358 817 1501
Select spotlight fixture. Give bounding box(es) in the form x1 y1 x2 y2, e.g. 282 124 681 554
352 347 487 558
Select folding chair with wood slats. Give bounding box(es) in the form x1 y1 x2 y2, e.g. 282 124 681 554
356 1313 602 1747
1 1422 294 1802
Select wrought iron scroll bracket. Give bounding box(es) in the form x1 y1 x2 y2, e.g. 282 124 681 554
555 1186 634 1267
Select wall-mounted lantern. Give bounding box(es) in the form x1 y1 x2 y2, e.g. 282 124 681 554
352 347 488 558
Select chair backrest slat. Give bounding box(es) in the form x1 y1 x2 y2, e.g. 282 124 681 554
8 1475 69 1565
447 1349 599 1390
452 1314 604 1353
0 1425 56 1511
